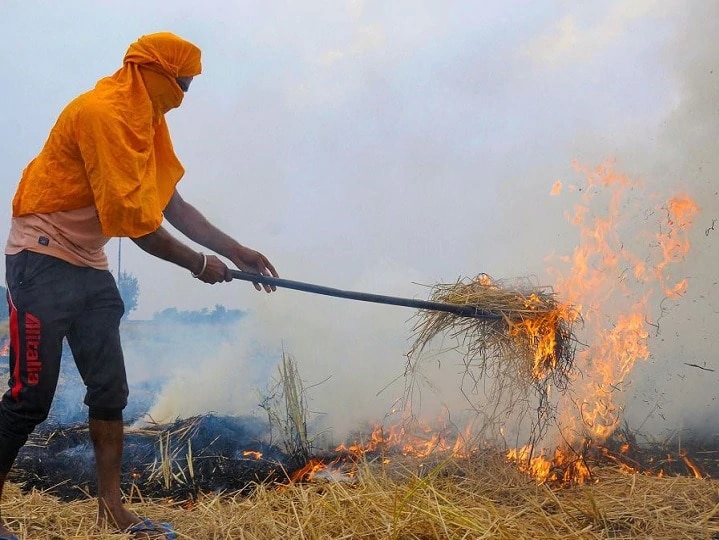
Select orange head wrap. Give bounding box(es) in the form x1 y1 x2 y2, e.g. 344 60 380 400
12 32 203 238
124 32 202 77
125 32 203 116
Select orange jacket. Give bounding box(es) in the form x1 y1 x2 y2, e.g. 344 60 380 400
12 32 202 238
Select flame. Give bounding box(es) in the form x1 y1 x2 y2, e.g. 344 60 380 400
477 274 493 287
315 162 699 487
288 458 327 483
679 449 704 479
506 445 592 485
556 163 697 441
514 161 699 483
242 450 263 459
336 419 475 459
656 196 700 296
507 296 578 380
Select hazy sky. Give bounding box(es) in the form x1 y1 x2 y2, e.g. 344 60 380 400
1 0 682 313
1 1 716 437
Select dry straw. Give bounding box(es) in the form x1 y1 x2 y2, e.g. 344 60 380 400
406 274 581 444
2 455 717 539
409 273 580 387
258 350 312 464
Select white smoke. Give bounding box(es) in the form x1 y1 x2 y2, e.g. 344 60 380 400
1 2 715 446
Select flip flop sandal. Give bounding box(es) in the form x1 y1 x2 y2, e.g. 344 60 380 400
126 519 176 540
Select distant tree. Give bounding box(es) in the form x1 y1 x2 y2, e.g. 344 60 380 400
152 304 245 325
117 271 140 318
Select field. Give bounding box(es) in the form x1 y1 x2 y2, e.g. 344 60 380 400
2 454 718 539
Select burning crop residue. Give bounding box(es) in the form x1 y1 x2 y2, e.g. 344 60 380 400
404 277 583 477
4 161 708 498
336 419 480 460
505 161 702 484
9 413 717 504
11 415 290 501
397 161 704 486
315 418 718 487
284 419 478 484
204 163 705 488
411 273 581 386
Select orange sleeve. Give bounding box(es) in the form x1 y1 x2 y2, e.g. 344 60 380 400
77 101 164 238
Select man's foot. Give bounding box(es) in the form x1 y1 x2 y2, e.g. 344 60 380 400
98 500 140 530
98 504 174 539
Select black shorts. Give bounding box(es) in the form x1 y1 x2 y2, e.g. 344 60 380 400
1 250 128 438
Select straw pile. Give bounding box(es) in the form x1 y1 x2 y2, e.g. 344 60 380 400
409 274 579 388
404 274 581 451
2 454 717 539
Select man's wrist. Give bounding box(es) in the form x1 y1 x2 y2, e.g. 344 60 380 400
191 252 207 278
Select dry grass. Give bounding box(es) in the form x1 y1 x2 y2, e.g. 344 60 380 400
258 350 312 464
2 456 717 539
408 274 579 389
405 274 581 450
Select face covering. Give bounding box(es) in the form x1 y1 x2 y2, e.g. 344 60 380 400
126 32 202 119
140 68 184 116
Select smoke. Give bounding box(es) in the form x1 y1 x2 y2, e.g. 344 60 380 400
2 2 715 447
121 261 484 441
112 3 719 445
218 262 474 441
126 324 270 424
620 2 719 439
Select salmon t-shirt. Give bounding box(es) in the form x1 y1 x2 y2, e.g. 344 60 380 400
5 206 110 270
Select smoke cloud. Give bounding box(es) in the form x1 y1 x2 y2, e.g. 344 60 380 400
1 2 716 444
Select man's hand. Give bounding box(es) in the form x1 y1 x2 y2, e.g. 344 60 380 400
192 253 232 284
228 246 279 292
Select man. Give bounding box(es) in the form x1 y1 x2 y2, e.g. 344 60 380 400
0 32 278 539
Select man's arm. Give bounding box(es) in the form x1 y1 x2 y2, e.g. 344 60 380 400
131 226 231 284
162 189 278 291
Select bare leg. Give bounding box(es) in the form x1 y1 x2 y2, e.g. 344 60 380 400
89 418 142 531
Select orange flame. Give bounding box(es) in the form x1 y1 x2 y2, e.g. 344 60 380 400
679 449 704 479
556 164 698 442
288 458 327 483
516 161 699 483
506 445 592 484
336 419 474 459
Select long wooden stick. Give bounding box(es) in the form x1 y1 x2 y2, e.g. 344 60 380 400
230 270 502 320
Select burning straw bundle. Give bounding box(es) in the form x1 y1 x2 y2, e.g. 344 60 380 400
409 274 579 387
406 274 580 439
